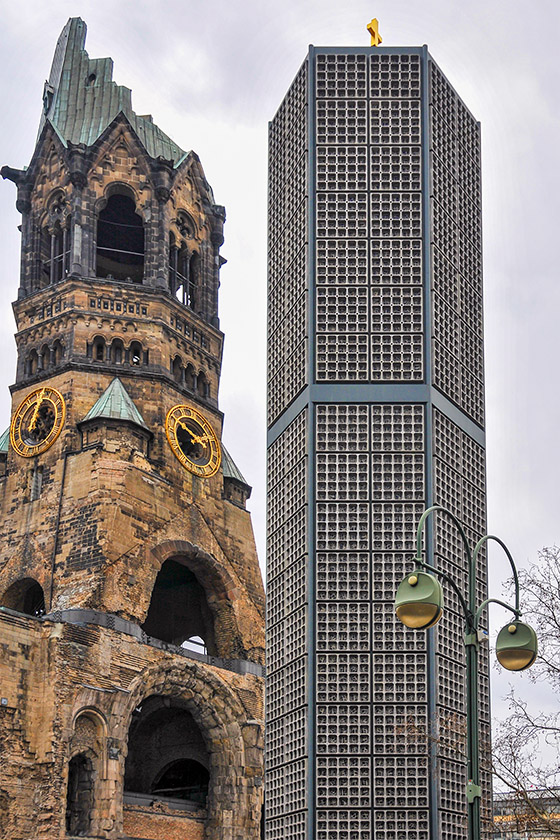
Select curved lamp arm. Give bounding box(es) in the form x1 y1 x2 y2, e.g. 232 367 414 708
472 534 521 615
474 597 520 630
415 504 472 568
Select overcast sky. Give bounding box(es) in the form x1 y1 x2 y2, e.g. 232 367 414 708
1 0 558 727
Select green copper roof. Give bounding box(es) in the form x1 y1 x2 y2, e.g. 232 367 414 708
221 444 249 487
39 18 186 165
81 378 148 430
0 427 9 454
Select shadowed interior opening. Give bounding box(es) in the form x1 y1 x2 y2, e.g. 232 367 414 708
96 193 144 283
142 559 216 654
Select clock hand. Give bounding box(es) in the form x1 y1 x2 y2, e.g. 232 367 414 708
178 420 197 440
29 388 46 430
191 434 211 446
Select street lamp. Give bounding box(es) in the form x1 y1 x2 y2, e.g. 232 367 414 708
394 504 538 840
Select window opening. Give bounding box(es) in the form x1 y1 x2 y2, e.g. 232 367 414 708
142 559 216 653
181 636 207 655
31 466 43 502
28 350 39 376
172 356 183 384
39 344 50 372
96 194 144 283
130 341 142 366
185 364 195 391
42 222 71 286
53 340 64 366
170 246 198 308
65 753 94 836
1 578 45 617
93 338 105 362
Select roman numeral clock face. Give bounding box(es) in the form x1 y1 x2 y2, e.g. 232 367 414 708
165 405 221 477
10 387 66 457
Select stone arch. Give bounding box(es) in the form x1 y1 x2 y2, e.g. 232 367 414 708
71 706 108 740
1 577 46 616
172 354 184 384
38 189 71 288
38 342 50 371
143 540 245 660
174 209 197 241
65 708 107 835
110 337 124 364
185 362 196 390
118 660 256 838
91 334 106 362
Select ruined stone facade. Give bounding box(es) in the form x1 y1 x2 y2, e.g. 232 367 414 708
0 18 264 840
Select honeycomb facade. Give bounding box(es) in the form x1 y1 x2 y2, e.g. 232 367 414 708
266 47 490 840
0 18 264 840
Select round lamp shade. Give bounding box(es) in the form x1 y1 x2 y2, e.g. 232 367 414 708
496 621 538 671
395 571 443 630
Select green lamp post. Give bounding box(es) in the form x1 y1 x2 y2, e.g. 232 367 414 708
395 505 538 840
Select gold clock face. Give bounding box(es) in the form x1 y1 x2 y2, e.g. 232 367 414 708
165 405 221 477
10 386 66 457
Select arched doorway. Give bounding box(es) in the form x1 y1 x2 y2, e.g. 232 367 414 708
124 696 210 809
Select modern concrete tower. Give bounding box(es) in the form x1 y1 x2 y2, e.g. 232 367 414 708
0 18 264 840
266 46 490 840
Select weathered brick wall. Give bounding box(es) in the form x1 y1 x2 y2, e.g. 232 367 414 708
123 805 205 840
0 612 263 839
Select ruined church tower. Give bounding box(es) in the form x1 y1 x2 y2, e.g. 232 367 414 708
0 18 264 840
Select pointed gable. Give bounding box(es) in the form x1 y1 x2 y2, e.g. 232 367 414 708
81 378 149 430
0 428 9 454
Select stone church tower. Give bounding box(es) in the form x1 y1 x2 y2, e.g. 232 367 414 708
0 18 264 840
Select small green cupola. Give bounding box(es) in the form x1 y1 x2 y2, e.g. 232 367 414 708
221 444 252 509
78 377 152 454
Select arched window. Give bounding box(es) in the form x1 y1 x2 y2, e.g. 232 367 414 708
93 337 106 362
1 578 46 617
52 340 64 366
197 371 209 399
41 220 71 287
38 344 50 372
185 364 195 391
172 356 183 384
28 350 39 376
129 341 143 366
96 192 144 283
142 559 216 654
111 339 124 364
65 753 94 836
124 696 210 809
